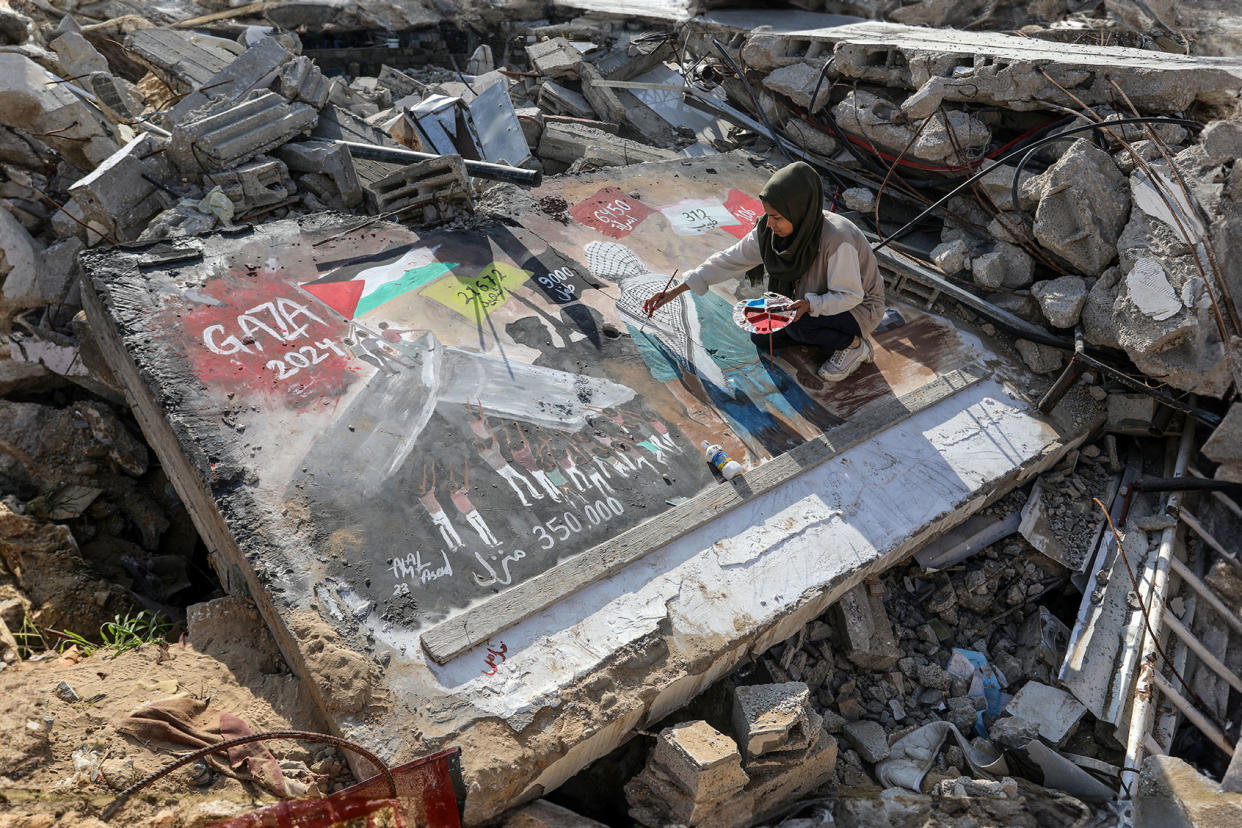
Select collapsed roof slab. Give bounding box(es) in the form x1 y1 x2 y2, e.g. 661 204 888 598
687 10 1242 113
80 153 1086 823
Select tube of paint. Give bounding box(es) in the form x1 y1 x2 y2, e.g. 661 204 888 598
701 441 743 481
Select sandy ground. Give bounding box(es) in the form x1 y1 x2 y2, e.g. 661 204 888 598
0 618 347 827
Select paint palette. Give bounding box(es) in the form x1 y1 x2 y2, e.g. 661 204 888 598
733 293 796 335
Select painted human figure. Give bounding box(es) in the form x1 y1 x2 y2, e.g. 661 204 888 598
511 440 563 502
419 490 463 551
450 486 500 547
471 417 542 506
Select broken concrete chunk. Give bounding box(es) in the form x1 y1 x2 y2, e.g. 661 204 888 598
833 581 901 671
123 28 239 94
466 45 495 77
50 30 109 77
653 720 749 802
370 155 473 225
537 80 596 120
579 61 625 125
1015 339 1063 375
1133 754 1242 828
972 241 1034 289
204 157 295 214
89 72 144 123
538 121 678 167
0 53 121 169
276 141 362 209
1031 275 1088 329
527 37 584 80
277 55 331 109
1030 139 1130 275
1203 402 1242 466
832 89 990 164
1202 119 1242 165
842 719 889 763
1003 681 1086 747
901 75 948 120
167 35 293 123
68 133 172 243
732 682 812 760
931 239 970 274
0 205 45 310
170 91 319 173
763 62 830 112
842 187 875 214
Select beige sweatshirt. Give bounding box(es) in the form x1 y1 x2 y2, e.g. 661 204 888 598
681 211 886 335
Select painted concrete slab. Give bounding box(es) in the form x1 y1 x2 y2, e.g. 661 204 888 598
81 154 1081 823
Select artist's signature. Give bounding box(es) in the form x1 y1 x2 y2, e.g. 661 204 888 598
482 642 508 676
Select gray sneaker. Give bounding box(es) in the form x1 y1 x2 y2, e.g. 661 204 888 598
817 337 873 382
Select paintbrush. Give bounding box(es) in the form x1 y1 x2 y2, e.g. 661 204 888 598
640 268 678 333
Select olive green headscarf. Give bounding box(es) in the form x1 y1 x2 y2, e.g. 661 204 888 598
753 161 824 298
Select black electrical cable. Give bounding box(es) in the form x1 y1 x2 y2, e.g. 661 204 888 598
710 38 795 164
874 116 1202 254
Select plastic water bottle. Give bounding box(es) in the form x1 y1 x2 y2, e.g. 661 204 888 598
701 441 744 480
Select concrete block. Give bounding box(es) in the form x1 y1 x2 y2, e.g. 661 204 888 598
579 61 625 125
170 91 319 173
0 53 121 169
276 141 362 208
1031 275 1088 329
277 55 331 109
537 80 596 120
652 720 749 802
1003 681 1086 747
466 45 494 77
731 682 812 760
526 37 583 80
833 581 901 671
842 719 889 763
626 758 751 828
369 155 473 225
67 133 171 242
123 27 239 93
50 30 109 77
1030 139 1130 276
168 35 293 124
501 799 608 828
538 121 678 167
1134 754 1242 828
204 157 295 213
747 731 838 826
376 64 424 99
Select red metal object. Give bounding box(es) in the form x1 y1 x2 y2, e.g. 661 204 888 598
214 797 407 827
213 748 462 828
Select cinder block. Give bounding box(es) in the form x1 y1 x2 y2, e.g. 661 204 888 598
204 157 295 213
652 721 748 802
369 155 473 225
170 91 318 173
731 682 812 760
277 55 331 109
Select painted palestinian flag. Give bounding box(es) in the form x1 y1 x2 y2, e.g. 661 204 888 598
300 244 458 319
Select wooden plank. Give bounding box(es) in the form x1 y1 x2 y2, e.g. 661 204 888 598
421 362 988 663
173 0 277 27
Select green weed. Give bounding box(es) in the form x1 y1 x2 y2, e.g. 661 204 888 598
55 611 174 660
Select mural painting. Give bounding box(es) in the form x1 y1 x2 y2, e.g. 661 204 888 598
157 161 877 633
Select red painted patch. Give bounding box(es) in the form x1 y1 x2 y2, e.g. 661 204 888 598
721 188 764 239
175 272 361 406
301 278 365 319
568 187 655 239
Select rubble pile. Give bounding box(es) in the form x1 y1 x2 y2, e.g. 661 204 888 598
0 0 1239 825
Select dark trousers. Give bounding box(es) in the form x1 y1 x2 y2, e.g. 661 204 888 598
749 310 861 352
